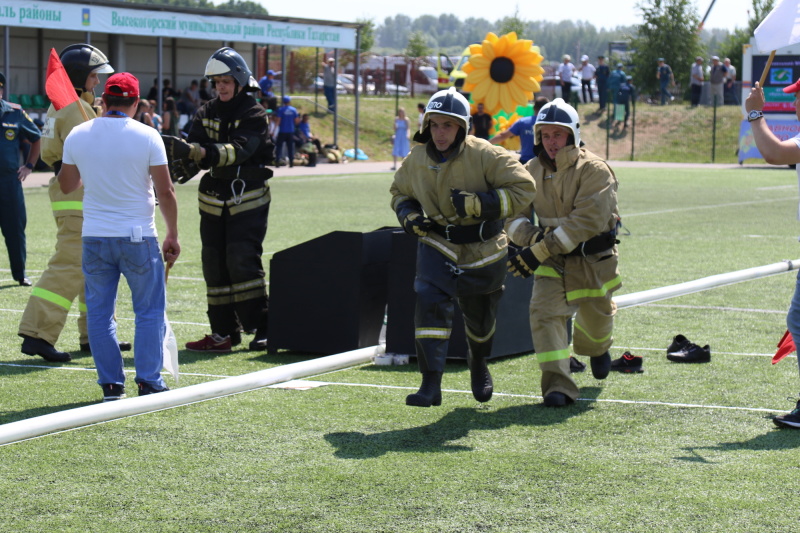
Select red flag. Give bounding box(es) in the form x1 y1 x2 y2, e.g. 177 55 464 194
773 329 796 364
45 48 79 111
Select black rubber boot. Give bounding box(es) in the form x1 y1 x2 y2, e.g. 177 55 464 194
468 354 493 403
406 371 443 407
590 351 612 380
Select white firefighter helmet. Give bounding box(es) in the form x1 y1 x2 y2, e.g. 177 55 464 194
534 98 581 147
420 87 471 134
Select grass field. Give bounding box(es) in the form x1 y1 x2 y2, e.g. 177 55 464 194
1 164 800 531
289 93 743 165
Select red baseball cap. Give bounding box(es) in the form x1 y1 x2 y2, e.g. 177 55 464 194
783 77 800 94
104 72 140 97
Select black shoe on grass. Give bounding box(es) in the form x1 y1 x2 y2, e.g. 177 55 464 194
610 351 644 373
774 398 800 428
667 334 691 355
101 383 126 402
667 343 710 363
569 356 586 373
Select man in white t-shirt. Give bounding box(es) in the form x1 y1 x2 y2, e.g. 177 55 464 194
558 55 575 102
59 72 180 402
578 55 596 103
746 78 800 429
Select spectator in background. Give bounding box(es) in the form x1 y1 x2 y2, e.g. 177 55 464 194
295 113 322 154
595 55 610 112
615 76 636 129
0 71 40 288
148 99 162 132
199 78 214 103
258 69 277 111
489 96 549 164
724 57 738 105
275 95 298 167
391 106 410 170
709 56 727 107
133 99 155 128
578 55 595 104
608 63 626 120
690 56 704 107
657 58 675 105
323 58 337 113
558 55 576 103
178 79 200 116
417 102 425 130
162 96 180 137
470 102 494 140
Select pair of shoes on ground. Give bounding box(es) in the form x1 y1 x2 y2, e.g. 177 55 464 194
568 353 611 379
80 341 132 354
610 351 644 373
186 332 267 353
666 334 711 363
774 397 800 428
101 382 170 402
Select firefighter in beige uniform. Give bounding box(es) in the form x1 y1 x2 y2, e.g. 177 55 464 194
17 44 117 362
505 99 621 407
390 88 535 407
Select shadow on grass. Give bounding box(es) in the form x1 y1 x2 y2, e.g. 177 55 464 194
676 423 800 463
325 386 602 459
0 401 97 425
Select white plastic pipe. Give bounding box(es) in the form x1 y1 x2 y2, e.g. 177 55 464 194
614 259 800 309
0 345 383 446
2 259 798 446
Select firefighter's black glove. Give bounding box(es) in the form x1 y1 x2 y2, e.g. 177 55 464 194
507 246 539 278
162 135 203 163
403 212 433 237
450 188 501 219
171 159 202 184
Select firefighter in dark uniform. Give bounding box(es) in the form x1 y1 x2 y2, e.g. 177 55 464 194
175 47 273 353
0 72 41 287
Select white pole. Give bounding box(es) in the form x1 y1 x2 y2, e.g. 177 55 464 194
0 345 383 446
614 259 800 309
2 259 798 446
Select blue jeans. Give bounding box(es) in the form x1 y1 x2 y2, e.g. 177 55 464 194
788 270 800 376
82 236 167 389
660 83 672 105
324 85 336 112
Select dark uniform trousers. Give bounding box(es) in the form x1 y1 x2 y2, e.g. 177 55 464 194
413 242 505 373
0 173 26 280
198 174 270 337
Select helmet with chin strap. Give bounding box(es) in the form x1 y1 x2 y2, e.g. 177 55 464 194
420 87 471 134
534 98 581 147
60 44 114 91
205 47 259 92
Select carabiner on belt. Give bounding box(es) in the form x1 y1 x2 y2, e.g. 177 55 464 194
231 167 245 205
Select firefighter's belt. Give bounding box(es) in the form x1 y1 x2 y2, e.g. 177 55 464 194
430 219 504 244
565 230 618 257
210 166 273 181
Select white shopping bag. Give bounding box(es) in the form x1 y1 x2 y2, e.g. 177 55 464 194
163 263 179 383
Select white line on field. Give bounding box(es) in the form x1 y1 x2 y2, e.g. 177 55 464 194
623 197 794 217
275 380 784 414
756 185 795 191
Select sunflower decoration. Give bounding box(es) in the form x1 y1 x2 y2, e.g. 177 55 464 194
462 32 544 116
494 112 522 151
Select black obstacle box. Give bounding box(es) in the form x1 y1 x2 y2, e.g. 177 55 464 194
267 228 394 354
268 228 534 359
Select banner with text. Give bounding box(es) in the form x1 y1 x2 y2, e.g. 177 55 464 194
0 1 356 48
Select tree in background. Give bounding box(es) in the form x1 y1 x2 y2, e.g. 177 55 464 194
358 19 376 54
126 0 267 14
498 7 525 38
629 0 703 99
715 0 774 77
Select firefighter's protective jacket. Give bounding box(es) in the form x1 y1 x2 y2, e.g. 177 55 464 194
390 137 535 268
506 144 621 302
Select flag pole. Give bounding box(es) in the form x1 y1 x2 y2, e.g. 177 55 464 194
759 50 777 87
